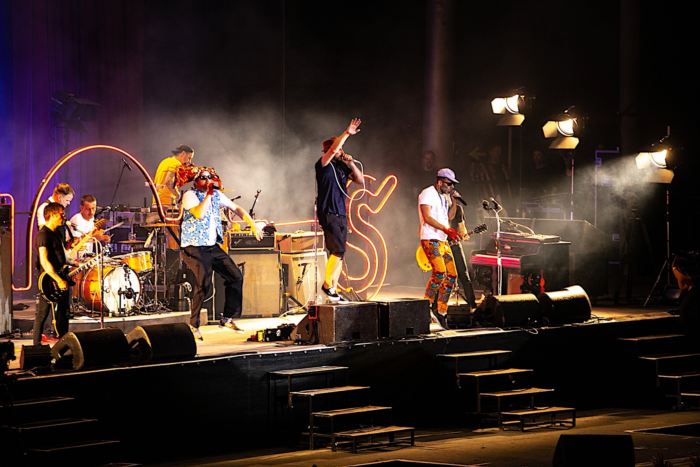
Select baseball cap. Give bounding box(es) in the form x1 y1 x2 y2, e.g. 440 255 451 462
436 167 459 184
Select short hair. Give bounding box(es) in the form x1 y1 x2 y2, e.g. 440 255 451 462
322 137 336 153
80 194 96 205
43 202 65 221
53 183 74 197
172 145 194 155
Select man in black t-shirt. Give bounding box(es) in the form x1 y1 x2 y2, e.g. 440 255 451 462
315 118 363 302
33 202 71 345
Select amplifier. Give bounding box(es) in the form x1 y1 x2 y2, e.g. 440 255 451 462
276 231 324 253
229 233 275 250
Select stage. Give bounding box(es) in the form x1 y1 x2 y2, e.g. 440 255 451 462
2 283 687 464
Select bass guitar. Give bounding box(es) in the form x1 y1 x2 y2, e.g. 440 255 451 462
415 224 487 272
38 255 101 303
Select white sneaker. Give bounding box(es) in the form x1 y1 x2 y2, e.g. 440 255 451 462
322 285 341 303
189 325 203 341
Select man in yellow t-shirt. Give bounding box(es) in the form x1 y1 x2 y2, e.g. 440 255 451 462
152 145 195 207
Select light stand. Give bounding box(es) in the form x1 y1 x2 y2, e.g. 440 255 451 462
643 185 672 307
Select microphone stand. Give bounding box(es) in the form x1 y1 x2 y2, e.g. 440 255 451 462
109 159 130 207
91 237 105 328
249 189 261 219
491 203 504 295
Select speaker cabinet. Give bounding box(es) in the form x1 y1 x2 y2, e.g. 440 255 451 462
280 250 327 306
376 298 430 338
20 344 52 370
228 249 282 317
127 323 196 362
51 328 129 370
553 434 634 467
540 285 592 325
293 302 379 344
0 203 12 335
476 293 540 327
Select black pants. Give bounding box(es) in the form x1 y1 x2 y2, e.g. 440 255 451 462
450 242 477 308
181 245 243 328
33 292 70 345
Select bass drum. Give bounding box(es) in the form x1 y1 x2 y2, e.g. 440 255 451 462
76 264 141 315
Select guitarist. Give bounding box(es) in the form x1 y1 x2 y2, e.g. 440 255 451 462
33 203 72 346
418 168 464 329
68 194 111 259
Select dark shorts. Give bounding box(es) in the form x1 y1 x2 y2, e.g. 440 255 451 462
319 213 347 257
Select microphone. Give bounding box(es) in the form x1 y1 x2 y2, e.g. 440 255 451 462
489 197 501 210
453 195 467 206
121 158 133 171
482 200 491 210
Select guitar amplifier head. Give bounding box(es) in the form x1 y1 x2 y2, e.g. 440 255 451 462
228 233 275 250
275 231 324 253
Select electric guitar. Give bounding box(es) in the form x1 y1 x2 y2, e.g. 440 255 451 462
415 223 488 272
38 256 101 303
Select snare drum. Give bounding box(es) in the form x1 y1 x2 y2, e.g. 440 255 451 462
113 251 153 273
75 264 141 315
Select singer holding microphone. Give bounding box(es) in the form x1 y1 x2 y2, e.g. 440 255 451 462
315 118 363 302
418 168 465 329
180 168 262 340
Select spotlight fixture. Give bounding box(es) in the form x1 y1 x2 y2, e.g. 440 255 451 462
491 93 525 126
542 107 580 149
634 134 675 184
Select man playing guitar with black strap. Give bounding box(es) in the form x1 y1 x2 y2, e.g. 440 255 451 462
33 202 71 345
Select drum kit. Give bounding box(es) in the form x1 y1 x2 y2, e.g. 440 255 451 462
70 221 178 317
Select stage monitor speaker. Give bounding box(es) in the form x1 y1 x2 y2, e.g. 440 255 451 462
0 203 12 335
280 250 327 306
376 298 430 338
51 328 129 370
126 323 196 362
553 434 634 467
476 293 540 327
293 302 379 345
540 285 592 325
20 344 52 370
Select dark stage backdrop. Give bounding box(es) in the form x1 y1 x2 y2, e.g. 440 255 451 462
2 0 144 284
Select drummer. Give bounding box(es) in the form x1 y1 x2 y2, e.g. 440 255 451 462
68 194 111 260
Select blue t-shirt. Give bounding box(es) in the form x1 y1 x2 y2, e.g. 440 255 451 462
315 157 351 218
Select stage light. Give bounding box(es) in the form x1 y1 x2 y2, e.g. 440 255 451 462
542 108 580 149
634 135 675 184
491 93 525 126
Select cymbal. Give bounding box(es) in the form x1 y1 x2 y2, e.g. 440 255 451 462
118 239 146 244
142 223 179 228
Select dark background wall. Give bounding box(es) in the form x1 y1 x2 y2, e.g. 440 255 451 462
0 0 695 290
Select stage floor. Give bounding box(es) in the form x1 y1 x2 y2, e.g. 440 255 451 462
6 282 675 371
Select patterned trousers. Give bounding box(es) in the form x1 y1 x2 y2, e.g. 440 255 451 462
421 239 457 314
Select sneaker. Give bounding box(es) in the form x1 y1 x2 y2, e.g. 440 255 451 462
189 325 203 341
41 334 59 344
321 285 341 303
219 317 241 331
436 313 449 330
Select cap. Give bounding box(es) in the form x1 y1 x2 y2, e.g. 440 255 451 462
436 167 459 184
172 145 194 155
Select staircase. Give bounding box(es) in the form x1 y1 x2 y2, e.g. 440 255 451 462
269 365 415 452
618 333 700 409
0 392 135 466
438 349 576 431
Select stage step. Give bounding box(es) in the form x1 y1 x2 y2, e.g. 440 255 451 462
438 350 511 383
658 372 700 392
618 334 689 355
479 387 555 416
500 406 576 431
290 385 369 402
311 405 392 449
269 365 349 408
331 425 415 453
270 365 349 377
640 353 700 374
313 405 392 418
5 417 100 445
0 396 76 425
27 439 121 464
680 392 700 408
